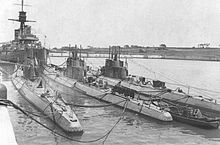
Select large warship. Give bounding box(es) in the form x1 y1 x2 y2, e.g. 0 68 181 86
6 0 83 133
2 0 220 134
0 0 43 63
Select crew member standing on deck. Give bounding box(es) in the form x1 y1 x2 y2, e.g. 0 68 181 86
193 109 203 118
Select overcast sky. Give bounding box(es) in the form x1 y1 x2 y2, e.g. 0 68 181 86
1 0 220 48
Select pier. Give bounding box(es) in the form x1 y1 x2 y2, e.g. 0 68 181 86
0 84 17 145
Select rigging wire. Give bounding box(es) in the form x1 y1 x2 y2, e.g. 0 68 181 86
102 100 128 145
2 56 219 101
129 58 189 85
0 99 128 144
41 66 133 108
87 55 220 96
49 59 67 67
64 99 127 108
128 58 220 97
3 54 220 95
0 60 31 67
11 67 128 109
11 77 129 143
0 64 129 144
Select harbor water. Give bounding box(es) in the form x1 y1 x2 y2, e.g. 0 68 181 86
2 58 220 145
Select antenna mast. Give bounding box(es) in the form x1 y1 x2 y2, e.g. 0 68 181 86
8 0 35 37
21 0 24 11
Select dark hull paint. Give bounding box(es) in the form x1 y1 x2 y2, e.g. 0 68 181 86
171 113 219 129
102 77 220 115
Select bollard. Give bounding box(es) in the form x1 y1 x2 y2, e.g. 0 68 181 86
0 83 7 100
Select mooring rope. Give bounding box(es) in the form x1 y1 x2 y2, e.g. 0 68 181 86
41 72 88 96
0 99 128 144
41 72 129 109
50 60 66 67
102 99 128 145
42 95 60 113
11 65 126 109
25 110 51 118
64 99 126 108
0 65 129 143
42 77 111 103
45 57 220 101
0 60 30 67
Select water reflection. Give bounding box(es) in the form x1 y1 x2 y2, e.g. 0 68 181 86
1 60 220 145
0 63 14 81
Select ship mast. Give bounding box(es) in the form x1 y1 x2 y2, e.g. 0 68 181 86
8 0 39 80
8 0 35 38
21 0 24 11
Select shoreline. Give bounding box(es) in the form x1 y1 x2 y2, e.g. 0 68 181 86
50 46 220 62
49 52 220 62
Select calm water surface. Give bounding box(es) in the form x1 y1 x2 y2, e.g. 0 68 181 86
1 58 220 145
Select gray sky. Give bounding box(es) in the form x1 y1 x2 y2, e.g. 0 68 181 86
1 0 220 48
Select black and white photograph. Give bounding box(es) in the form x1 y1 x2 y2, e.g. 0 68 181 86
1 0 220 144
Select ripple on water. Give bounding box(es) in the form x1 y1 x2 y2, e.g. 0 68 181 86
2 61 220 145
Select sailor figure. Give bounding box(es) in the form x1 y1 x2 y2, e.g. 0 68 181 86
193 109 203 118
41 90 50 98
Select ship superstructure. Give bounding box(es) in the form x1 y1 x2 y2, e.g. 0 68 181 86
0 0 44 63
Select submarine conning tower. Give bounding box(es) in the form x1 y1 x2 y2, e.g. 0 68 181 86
101 46 128 79
65 45 86 81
